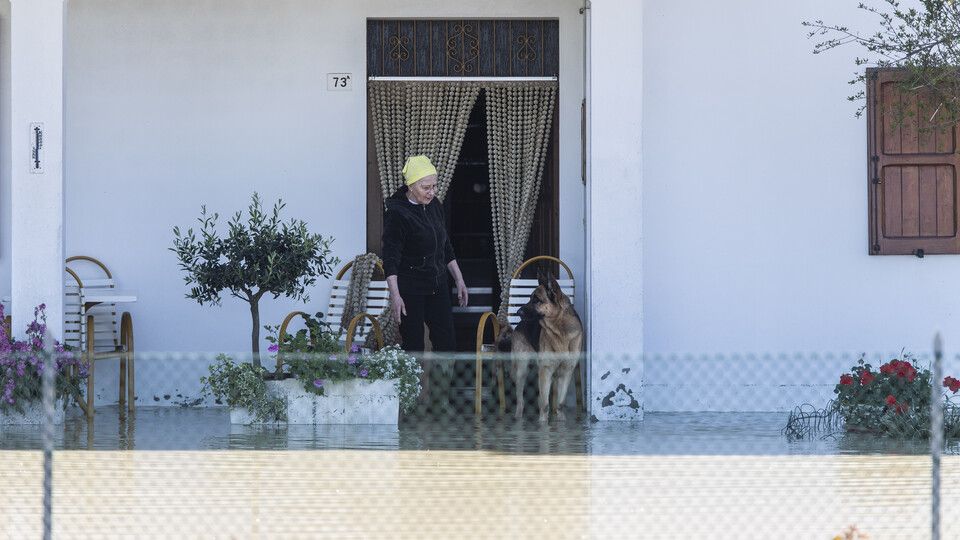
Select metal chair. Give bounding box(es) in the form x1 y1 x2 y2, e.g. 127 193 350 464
475 255 583 416
65 256 134 417
275 259 385 374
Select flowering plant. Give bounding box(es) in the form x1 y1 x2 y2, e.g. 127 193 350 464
200 354 286 423
0 304 86 414
834 353 960 438
362 345 422 414
832 525 869 540
263 311 342 363
273 322 421 413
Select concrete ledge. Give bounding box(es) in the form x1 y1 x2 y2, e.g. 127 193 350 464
231 378 399 425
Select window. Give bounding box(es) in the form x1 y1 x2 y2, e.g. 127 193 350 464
868 68 960 256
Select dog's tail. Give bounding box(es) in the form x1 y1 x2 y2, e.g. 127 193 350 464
496 324 513 353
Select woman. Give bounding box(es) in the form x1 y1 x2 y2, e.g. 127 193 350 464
381 155 468 404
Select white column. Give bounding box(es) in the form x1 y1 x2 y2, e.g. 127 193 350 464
10 0 65 339
586 0 643 421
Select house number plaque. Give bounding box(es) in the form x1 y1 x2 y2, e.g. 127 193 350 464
327 73 353 91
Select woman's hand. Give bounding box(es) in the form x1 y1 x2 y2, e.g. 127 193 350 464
386 275 406 322
391 291 406 322
456 279 468 307
447 260 468 307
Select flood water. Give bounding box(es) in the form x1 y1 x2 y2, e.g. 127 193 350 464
0 406 955 455
2 407 957 538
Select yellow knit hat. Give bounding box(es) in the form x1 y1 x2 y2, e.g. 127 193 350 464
402 155 437 186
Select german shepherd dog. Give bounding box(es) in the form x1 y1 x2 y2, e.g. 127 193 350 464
497 268 583 422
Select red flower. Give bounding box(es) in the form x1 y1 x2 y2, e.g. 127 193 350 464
944 376 960 393
860 371 875 385
840 374 854 386
894 361 916 381
895 402 909 415
885 394 897 406
880 362 895 375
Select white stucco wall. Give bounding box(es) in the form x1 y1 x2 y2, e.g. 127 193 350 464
0 0 585 405
0 2 11 317
55 0 584 358
7 0 940 412
642 0 954 359
10 0 64 339
588 0 644 420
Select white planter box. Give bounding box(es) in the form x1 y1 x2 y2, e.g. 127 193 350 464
230 378 400 425
0 400 66 425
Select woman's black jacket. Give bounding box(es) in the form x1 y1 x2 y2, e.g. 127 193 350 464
381 187 456 295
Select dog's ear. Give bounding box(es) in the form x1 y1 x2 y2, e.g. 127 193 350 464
545 276 555 298
537 264 549 287
549 275 561 292
546 274 566 303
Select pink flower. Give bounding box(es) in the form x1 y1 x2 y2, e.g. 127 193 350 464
267 344 279 353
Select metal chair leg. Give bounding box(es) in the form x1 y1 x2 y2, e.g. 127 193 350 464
496 360 506 415
122 312 135 412
474 312 501 417
85 315 95 418
575 363 585 414
474 352 483 416
119 355 127 409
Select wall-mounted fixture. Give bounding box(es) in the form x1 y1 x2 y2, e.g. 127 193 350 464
30 122 43 174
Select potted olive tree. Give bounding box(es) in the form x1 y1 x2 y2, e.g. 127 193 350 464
172 193 339 368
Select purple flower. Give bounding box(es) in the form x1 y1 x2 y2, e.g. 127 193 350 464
313 379 324 388
347 354 357 365
268 344 279 353
359 368 369 378
350 344 361 354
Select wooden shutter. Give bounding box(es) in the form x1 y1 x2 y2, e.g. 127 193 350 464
868 68 960 255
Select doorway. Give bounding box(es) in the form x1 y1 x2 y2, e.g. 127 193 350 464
365 88 559 352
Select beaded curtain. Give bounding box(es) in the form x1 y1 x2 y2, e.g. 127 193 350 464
369 81 481 202
485 82 558 320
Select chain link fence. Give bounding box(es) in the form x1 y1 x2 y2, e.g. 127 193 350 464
0 346 956 538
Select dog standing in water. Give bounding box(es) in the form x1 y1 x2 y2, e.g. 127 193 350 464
497 269 584 422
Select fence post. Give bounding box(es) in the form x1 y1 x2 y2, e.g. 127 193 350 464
931 333 943 540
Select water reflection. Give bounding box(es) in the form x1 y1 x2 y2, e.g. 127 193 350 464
0 406 956 455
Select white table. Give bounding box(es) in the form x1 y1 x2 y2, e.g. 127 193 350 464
4 291 138 309
81 291 137 309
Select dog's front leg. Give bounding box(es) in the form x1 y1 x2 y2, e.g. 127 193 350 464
513 354 530 419
537 364 557 423
553 359 578 421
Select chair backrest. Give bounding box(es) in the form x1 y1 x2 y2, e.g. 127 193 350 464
65 256 119 351
506 256 575 329
325 260 388 340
